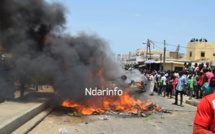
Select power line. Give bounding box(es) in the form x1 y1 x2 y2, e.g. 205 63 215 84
153 44 163 50
151 40 215 50
152 40 184 50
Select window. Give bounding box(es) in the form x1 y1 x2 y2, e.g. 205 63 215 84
189 51 192 57
201 52 205 57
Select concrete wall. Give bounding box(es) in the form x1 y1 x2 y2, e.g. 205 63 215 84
170 51 179 59
0 53 14 102
121 54 130 63
0 68 14 102
134 49 170 58
164 63 184 71
186 42 215 61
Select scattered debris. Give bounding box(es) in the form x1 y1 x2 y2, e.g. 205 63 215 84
141 113 147 117
99 115 109 120
67 112 82 117
146 103 155 111
162 110 172 114
58 128 71 134
59 101 162 118
131 111 138 115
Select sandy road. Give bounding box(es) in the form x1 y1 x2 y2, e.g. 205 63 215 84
28 92 196 134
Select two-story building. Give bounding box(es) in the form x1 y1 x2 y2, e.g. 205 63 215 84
186 40 215 62
186 39 215 73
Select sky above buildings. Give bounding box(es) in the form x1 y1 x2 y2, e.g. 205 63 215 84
47 0 215 55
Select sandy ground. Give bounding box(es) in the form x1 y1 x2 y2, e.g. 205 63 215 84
28 91 196 134
10 81 197 134
29 108 194 134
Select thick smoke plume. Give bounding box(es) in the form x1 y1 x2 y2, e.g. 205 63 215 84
0 0 124 101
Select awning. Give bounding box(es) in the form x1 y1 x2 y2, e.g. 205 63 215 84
144 60 156 64
154 61 184 64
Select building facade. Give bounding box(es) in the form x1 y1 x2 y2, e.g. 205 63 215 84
121 54 130 63
134 48 170 60
186 41 215 62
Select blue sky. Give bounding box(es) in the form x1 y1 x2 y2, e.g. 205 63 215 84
48 0 215 55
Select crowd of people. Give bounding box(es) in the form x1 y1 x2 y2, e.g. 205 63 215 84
134 62 215 133
141 69 213 106
138 62 214 106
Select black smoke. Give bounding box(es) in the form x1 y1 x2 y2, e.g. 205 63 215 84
0 0 123 101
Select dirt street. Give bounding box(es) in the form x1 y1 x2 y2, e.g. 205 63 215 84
28 93 196 134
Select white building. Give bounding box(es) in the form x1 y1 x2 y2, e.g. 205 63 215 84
122 49 170 64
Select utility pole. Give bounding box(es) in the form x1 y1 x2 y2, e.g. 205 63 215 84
160 54 162 70
163 40 166 71
145 39 148 60
128 51 131 59
146 39 151 60
176 44 180 59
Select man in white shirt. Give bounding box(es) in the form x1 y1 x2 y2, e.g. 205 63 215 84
161 73 167 97
148 71 155 96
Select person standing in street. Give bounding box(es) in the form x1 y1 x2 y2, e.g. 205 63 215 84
193 73 199 98
158 73 163 95
188 75 194 100
193 91 215 134
201 77 215 96
161 73 167 97
205 69 214 83
172 71 187 107
193 77 215 133
166 79 173 99
172 73 178 96
197 71 204 98
148 71 155 96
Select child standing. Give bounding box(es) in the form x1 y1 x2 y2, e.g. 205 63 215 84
172 74 178 96
193 74 198 98
166 80 173 98
188 75 194 100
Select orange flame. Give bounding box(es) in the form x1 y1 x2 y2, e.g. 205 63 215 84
87 68 105 89
96 68 105 82
62 90 161 115
61 68 161 115
96 68 105 89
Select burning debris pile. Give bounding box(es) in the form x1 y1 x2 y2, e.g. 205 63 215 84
61 89 162 115
61 68 162 115
0 0 162 115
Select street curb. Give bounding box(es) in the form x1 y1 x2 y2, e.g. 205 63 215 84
0 102 48 134
12 107 54 134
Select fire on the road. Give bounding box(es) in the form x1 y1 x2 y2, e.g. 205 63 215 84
61 68 161 115
61 90 162 115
